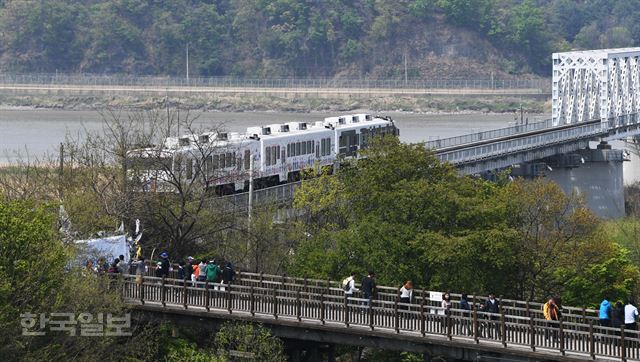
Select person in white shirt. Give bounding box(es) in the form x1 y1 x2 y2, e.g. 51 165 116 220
399 280 413 308
342 272 359 296
624 300 639 330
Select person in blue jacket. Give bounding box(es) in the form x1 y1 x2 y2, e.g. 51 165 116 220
600 296 612 327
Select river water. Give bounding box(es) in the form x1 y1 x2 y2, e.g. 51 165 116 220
0 109 545 163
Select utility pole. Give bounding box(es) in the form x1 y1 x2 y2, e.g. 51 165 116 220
166 88 171 138
247 155 254 261
58 142 64 200
404 51 408 86
186 42 190 85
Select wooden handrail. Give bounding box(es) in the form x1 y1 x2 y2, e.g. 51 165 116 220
119 274 640 361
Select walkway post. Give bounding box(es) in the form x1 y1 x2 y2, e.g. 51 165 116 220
140 276 145 305
320 293 325 325
250 286 255 316
273 287 278 320
500 296 506 347
161 276 166 308
296 290 301 322
559 318 565 355
420 290 426 336
205 281 210 312
620 325 626 362
183 280 188 309
369 300 374 331
588 320 595 359
529 315 535 351
344 295 350 327
473 298 479 344
394 299 399 333
227 284 232 314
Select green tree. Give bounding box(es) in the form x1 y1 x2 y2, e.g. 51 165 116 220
214 322 286 362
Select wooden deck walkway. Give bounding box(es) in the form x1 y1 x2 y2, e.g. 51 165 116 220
118 271 640 361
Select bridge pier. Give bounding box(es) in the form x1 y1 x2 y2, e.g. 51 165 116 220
510 143 626 218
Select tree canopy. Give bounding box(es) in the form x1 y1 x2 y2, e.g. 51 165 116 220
290 137 640 306
1 0 638 76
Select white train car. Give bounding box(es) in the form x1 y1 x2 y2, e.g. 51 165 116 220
324 113 399 157
247 121 335 186
129 114 397 194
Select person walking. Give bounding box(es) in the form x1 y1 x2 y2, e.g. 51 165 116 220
197 259 207 284
159 252 170 278
399 281 413 308
483 294 501 338
205 259 220 289
184 256 194 286
543 297 560 342
220 262 235 291
600 296 613 327
441 293 452 315
361 271 376 306
460 294 471 335
342 272 359 298
117 254 128 274
625 300 639 331
612 301 625 329
132 256 146 285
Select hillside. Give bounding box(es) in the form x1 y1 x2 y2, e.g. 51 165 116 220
0 0 639 79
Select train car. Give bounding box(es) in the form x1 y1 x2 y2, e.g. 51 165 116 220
247 121 335 187
129 113 397 194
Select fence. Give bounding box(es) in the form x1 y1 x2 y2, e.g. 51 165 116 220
0 73 550 92
118 272 640 361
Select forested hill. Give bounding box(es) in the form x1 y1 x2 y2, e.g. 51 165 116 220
1 0 639 78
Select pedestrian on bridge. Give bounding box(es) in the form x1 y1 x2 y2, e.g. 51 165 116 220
612 301 625 329
342 272 358 297
483 294 501 339
184 257 194 286
220 262 235 291
543 297 560 342
361 271 376 306
206 259 220 290
197 259 207 285
600 296 612 327
624 300 638 331
399 281 413 308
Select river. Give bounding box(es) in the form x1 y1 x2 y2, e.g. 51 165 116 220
0 109 545 163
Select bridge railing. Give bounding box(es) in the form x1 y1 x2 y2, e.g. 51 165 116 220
436 120 606 165
119 274 640 360
130 267 600 326
425 119 554 150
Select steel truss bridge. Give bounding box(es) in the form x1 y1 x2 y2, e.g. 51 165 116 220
120 271 639 361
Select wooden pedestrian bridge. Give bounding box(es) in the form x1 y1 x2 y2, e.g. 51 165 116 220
119 271 640 361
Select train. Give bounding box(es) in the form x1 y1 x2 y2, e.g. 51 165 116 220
129 113 398 194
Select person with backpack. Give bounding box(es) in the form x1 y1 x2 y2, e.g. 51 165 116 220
342 272 358 297
543 297 560 341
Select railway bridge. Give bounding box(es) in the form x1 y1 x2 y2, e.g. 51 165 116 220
218 48 640 219
121 271 639 361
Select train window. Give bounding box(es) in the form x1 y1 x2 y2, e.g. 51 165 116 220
213 155 219 170
244 150 250 170
365 114 372 121
266 147 271 165
276 146 281 163
307 141 312 154
296 142 301 156
173 156 182 173
186 160 193 179
220 153 226 168
272 146 278 165
232 152 236 167
206 155 213 172
287 144 291 157
302 141 307 154
316 143 320 157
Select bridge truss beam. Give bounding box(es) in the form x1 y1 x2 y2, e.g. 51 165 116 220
553 48 640 128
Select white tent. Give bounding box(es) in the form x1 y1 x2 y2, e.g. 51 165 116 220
75 234 130 264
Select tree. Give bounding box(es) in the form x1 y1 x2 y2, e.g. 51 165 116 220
214 322 286 362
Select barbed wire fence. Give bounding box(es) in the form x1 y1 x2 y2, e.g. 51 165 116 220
0 73 550 93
